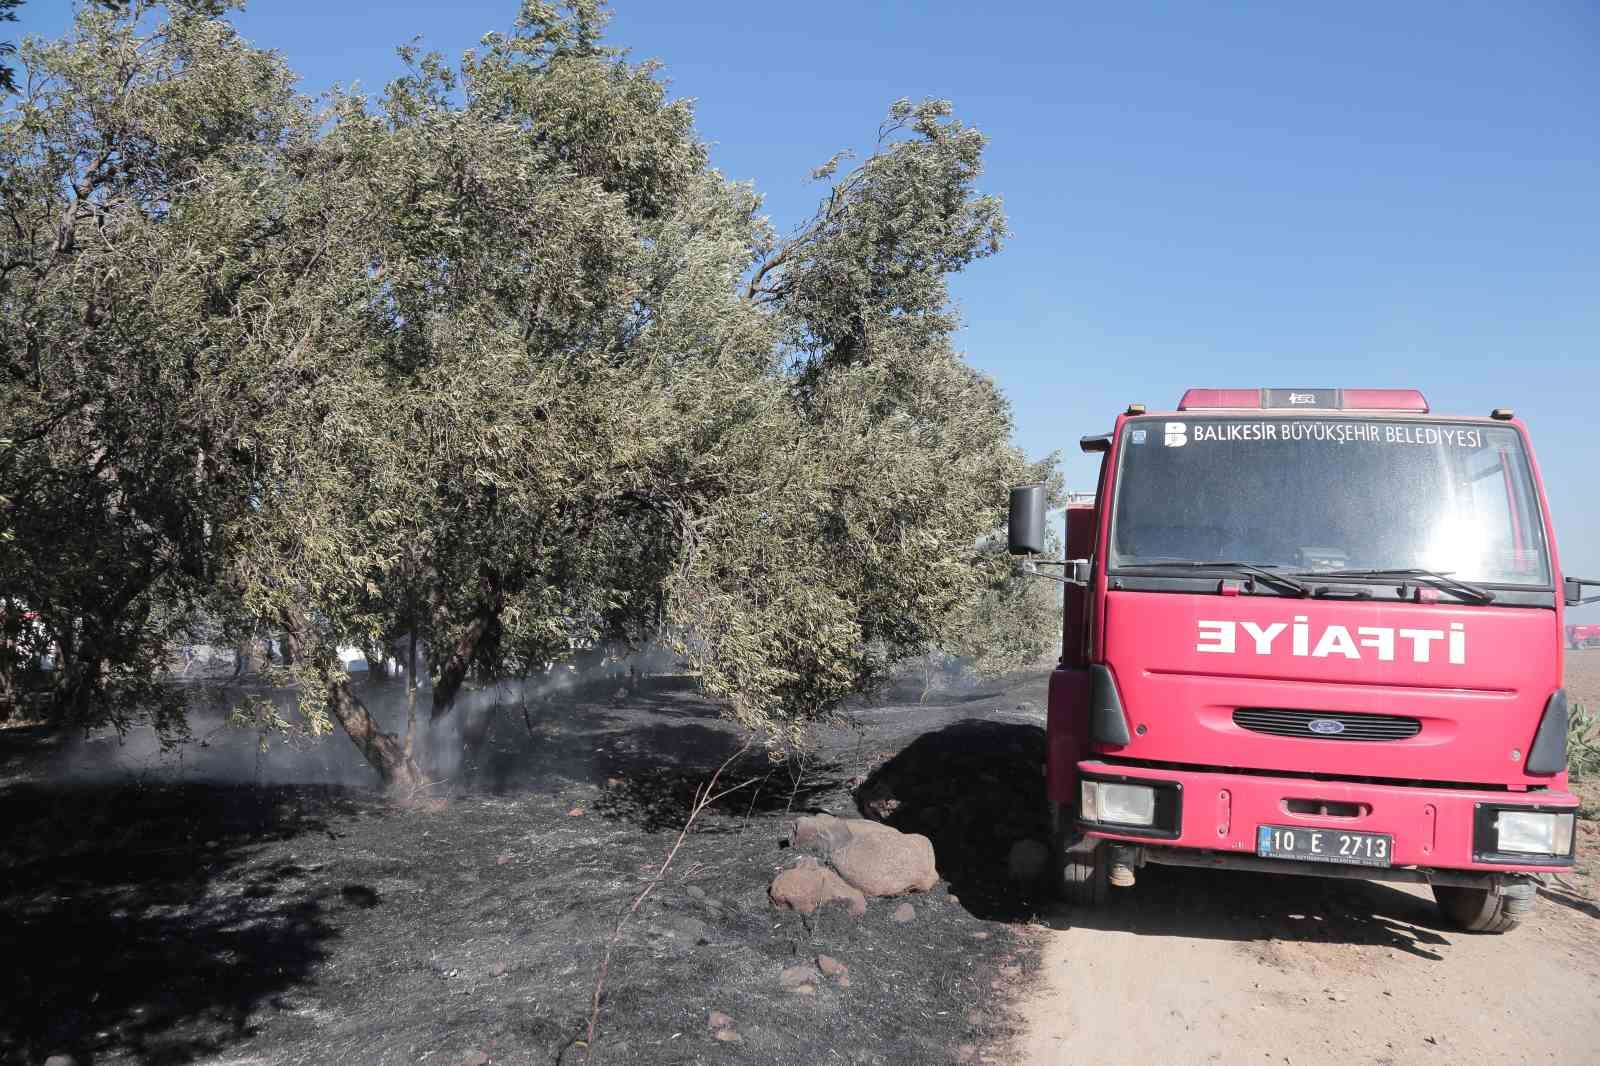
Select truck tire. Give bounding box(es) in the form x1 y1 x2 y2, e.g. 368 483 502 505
1433 879 1537 933
1050 802 1109 907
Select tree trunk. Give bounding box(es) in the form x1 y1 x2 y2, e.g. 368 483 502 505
233 639 267 678
407 629 418 692
430 598 501 722
0 653 14 720
281 610 423 791
365 642 389 683
460 703 495 766
326 679 423 792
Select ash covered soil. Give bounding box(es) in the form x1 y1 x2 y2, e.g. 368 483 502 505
0 673 1056 1066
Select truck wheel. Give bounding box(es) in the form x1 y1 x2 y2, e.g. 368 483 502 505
1050 802 1109 907
1433 879 1537 933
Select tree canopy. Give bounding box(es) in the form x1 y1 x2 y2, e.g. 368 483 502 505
0 0 1058 787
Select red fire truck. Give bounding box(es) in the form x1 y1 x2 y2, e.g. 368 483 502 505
1009 387 1600 932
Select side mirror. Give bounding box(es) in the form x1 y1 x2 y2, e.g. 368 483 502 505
1008 484 1047 555
1565 576 1600 606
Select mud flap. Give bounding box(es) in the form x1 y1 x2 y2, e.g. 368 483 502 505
1526 689 1567 774
1089 664 1131 746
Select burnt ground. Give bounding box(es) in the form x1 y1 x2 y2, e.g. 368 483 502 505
0 672 1056 1066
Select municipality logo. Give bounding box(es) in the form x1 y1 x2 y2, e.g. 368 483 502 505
1164 422 1187 447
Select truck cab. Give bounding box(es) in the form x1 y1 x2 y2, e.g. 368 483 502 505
1010 387 1599 932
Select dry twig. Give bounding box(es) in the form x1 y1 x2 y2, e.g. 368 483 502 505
576 739 755 1063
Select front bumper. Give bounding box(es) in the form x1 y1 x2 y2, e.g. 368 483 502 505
1077 760 1578 873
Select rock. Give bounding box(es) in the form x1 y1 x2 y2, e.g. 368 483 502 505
459 1052 490 1066
1008 838 1050 883
789 813 827 847
790 816 939 897
856 779 898 820
779 963 817 988
789 813 851 851
713 1028 742 1042
708 1010 735 1031
865 796 901 819
816 954 848 978
686 884 707 901
489 961 508 977
830 823 938 897
769 857 867 918
44 1056 77 1066
892 901 916 923
791 982 817 995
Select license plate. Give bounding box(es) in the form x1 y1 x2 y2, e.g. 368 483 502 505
1256 825 1393 867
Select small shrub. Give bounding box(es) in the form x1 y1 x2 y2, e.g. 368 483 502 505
1568 703 1600 780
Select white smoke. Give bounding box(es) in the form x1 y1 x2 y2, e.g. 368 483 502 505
21 642 690 790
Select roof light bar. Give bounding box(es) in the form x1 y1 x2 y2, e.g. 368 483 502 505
1176 388 1429 413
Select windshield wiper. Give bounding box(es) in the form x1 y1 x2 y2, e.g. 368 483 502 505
1296 568 1496 605
1125 561 1309 596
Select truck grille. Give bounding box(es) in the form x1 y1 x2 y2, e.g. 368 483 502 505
1232 708 1421 742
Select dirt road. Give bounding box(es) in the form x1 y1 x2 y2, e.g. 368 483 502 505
1017 650 1600 1066
1018 861 1600 1065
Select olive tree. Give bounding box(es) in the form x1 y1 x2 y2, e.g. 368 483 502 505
1 1 1055 787
0 0 336 736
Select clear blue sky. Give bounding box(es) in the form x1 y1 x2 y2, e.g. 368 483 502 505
18 1 1600 600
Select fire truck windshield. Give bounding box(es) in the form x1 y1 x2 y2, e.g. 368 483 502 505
1109 418 1551 588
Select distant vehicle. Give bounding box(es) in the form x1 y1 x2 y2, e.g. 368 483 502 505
1010 386 1600 933
1569 624 1600 650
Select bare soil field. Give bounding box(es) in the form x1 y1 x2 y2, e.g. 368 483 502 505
0 674 1056 1066
1016 650 1600 1066
1566 646 1600 710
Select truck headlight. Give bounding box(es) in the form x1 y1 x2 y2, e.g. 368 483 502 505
1081 780 1157 827
1495 810 1575 856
